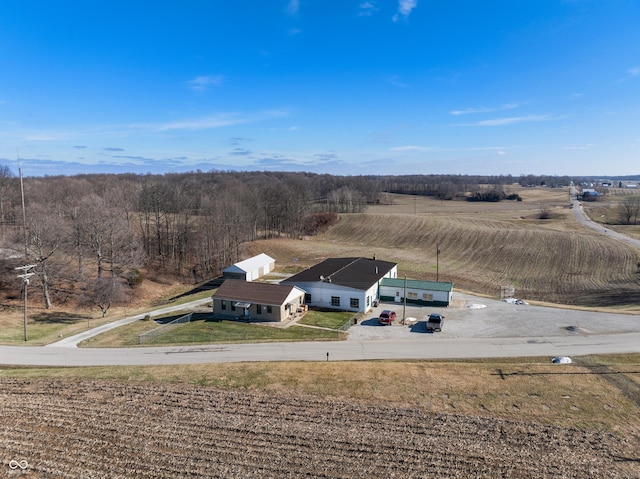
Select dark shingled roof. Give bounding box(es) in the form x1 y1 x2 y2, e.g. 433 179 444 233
282 257 397 291
212 280 302 305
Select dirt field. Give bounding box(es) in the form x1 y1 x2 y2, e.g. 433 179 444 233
244 187 640 308
1 377 638 478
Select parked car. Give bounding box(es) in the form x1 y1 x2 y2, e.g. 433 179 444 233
426 313 444 332
378 310 396 325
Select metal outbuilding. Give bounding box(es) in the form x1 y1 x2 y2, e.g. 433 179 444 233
222 253 276 281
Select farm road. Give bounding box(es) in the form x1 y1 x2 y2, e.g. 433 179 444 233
571 187 640 250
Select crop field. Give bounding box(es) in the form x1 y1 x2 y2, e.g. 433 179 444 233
1 374 638 478
246 187 640 308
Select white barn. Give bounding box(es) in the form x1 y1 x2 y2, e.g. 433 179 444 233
222 253 275 281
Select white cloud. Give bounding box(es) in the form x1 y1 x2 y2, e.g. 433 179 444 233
186 75 224 92
450 102 526 116
358 1 379 16
155 110 289 132
285 0 299 15
562 143 593 150
615 66 640 83
393 0 417 22
387 75 408 87
390 145 513 153
459 114 555 127
389 145 432 152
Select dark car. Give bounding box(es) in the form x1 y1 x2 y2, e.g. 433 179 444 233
378 310 397 325
426 313 444 332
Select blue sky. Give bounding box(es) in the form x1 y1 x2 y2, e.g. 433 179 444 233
1 1 639 177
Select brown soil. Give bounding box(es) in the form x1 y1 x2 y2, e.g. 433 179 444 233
1 377 637 478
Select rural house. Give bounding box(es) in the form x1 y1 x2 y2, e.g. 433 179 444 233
281 257 398 313
222 253 275 281
211 280 306 322
378 278 453 307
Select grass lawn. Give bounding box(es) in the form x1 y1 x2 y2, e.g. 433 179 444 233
144 320 345 345
298 310 356 329
82 315 346 347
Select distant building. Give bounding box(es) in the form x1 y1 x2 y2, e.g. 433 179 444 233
281 257 398 312
222 253 275 281
580 188 600 200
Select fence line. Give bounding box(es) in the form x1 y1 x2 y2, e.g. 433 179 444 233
138 313 193 344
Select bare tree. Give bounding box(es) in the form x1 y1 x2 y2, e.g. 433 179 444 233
81 277 128 317
619 196 640 225
25 203 67 309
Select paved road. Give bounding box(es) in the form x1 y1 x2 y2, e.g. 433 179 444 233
571 187 640 250
2 331 640 366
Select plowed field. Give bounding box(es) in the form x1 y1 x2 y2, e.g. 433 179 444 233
1 378 637 478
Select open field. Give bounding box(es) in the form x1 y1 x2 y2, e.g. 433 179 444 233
1 357 639 478
245 186 640 308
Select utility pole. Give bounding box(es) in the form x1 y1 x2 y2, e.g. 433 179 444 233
402 274 407 324
15 264 36 341
436 241 440 282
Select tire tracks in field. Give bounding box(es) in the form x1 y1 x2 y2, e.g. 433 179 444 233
577 356 640 410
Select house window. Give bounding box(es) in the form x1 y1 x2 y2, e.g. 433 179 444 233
367 296 370 306
305 293 312 303
331 296 340 307
231 303 236 311
267 305 272 314
407 292 418 300
256 304 262 314
350 298 359 309
423 293 433 301
221 300 226 310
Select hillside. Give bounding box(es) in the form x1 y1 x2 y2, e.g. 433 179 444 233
245 189 640 309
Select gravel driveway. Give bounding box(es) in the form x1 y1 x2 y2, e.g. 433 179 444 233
348 292 640 340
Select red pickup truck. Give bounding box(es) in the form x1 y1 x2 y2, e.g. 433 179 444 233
378 310 396 325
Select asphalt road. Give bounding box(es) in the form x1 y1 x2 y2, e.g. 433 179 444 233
571 187 640 250
2 330 640 366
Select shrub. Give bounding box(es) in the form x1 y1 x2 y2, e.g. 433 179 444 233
302 212 339 235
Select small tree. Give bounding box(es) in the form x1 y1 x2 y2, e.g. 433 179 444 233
81 277 128 317
619 196 640 225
